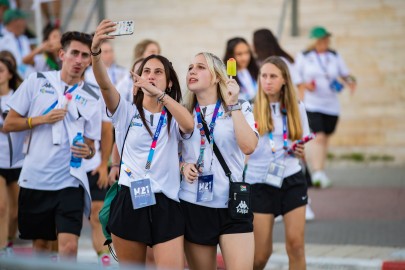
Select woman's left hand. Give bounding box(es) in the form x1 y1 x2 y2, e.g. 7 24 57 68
131 72 163 97
293 143 305 159
225 79 240 105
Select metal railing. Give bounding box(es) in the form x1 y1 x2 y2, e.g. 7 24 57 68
277 0 299 38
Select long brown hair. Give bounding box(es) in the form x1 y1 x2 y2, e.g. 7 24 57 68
254 56 302 140
133 54 182 136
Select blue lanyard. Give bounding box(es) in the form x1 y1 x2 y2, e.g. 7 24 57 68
268 109 288 155
42 83 78 115
145 107 167 170
315 52 330 78
195 100 221 169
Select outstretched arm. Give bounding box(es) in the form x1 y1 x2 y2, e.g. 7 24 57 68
91 20 120 114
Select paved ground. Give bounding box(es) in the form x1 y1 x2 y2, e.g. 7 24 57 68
269 164 405 269
1 164 405 269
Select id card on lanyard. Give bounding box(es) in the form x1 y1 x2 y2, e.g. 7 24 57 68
265 110 288 188
129 107 167 209
195 100 221 202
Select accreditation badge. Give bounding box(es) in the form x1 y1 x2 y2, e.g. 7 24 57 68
264 162 285 188
196 174 214 202
129 177 156 209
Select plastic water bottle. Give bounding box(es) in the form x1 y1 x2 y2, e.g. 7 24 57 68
70 132 84 168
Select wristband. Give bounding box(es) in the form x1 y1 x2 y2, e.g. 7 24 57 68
227 103 241 112
27 117 33 129
86 146 94 159
111 164 120 168
157 92 166 104
91 48 102 56
180 163 186 174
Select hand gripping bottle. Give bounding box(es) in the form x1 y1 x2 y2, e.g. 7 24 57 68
70 132 84 168
227 58 237 78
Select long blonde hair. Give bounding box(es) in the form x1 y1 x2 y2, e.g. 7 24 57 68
254 56 302 140
185 52 228 112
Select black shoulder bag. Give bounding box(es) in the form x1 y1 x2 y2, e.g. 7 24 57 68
201 119 252 220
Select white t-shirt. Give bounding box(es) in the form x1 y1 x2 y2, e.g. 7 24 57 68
179 101 257 208
245 102 310 184
82 90 111 173
116 74 133 103
7 71 101 191
32 54 60 72
111 96 186 202
85 63 128 87
0 90 23 168
237 69 257 102
0 28 34 78
294 50 350 116
281 56 300 86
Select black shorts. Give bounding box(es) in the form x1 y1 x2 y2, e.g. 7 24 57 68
307 111 339 135
87 171 108 201
18 186 84 240
108 186 184 247
251 171 307 217
180 200 253 246
0 168 21 185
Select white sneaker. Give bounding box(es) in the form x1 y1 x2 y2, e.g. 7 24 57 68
305 203 315 221
312 171 332 188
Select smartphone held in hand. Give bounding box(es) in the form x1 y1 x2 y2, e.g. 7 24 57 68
108 20 134 36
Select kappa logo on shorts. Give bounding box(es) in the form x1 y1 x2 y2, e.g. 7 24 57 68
236 200 249 214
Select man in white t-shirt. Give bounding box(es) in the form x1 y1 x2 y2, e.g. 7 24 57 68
3 31 101 259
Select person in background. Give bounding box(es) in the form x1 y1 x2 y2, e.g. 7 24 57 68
0 0 10 36
3 31 101 260
133 39 160 61
246 56 309 269
40 0 61 27
253 28 315 221
0 50 22 87
22 23 62 72
295 26 356 188
0 9 33 78
0 56 22 257
180 52 258 270
223 37 259 103
85 40 128 87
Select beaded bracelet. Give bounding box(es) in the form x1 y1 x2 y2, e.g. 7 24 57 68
91 48 102 56
157 92 166 104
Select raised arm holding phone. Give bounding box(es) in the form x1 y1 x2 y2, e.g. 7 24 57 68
91 19 194 269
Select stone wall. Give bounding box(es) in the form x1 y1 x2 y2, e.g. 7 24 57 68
28 0 405 162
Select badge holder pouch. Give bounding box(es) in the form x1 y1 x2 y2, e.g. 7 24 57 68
265 161 286 188
129 174 156 209
197 173 214 202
